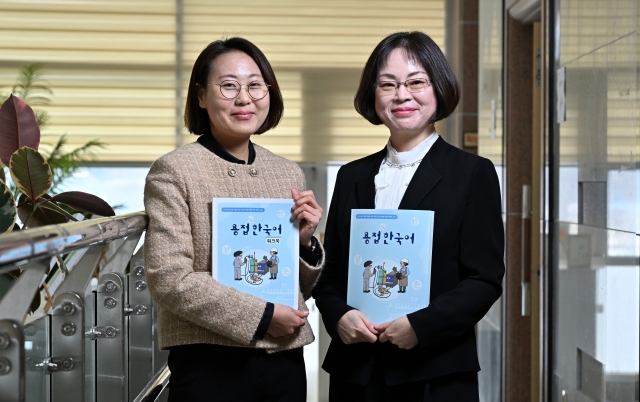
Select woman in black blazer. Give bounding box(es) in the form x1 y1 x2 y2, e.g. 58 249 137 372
312 31 505 402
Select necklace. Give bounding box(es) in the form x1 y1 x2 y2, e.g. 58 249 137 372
383 158 423 169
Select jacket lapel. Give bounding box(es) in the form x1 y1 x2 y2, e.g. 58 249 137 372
354 148 385 209
398 137 443 210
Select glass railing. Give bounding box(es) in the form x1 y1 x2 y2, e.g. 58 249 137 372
0 212 170 402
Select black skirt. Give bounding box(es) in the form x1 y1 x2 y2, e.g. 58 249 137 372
167 343 306 402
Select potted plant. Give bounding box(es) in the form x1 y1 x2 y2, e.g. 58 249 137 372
0 64 116 314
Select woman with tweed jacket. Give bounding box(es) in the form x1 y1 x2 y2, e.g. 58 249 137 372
144 37 325 402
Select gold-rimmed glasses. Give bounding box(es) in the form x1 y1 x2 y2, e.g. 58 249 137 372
210 80 270 100
376 78 431 95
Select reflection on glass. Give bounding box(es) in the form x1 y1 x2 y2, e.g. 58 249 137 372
478 298 502 402
553 222 639 401
478 0 504 166
558 166 578 223
607 170 639 256
85 293 96 402
477 0 503 400
24 315 50 402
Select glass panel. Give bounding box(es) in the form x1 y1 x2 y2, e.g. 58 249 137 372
552 223 639 401
478 0 504 168
478 297 503 402
478 0 503 400
552 4 639 400
85 292 96 402
24 315 50 402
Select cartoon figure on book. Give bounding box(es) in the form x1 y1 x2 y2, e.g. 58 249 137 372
268 247 279 279
362 259 410 297
362 261 373 293
232 250 276 285
233 250 245 280
397 258 410 293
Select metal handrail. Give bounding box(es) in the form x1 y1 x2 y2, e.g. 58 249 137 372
0 212 148 272
0 210 171 402
132 363 170 402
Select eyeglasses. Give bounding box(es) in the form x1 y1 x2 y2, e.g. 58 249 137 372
210 80 270 100
376 78 431 95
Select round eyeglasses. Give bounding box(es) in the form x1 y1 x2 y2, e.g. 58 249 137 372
210 80 270 100
376 78 431 95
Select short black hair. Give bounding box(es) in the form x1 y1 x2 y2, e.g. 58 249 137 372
184 37 284 135
364 260 373 267
354 31 460 125
233 250 243 257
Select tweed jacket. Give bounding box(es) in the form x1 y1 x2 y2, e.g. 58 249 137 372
144 141 324 353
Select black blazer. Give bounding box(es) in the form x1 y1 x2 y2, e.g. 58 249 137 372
312 137 505 386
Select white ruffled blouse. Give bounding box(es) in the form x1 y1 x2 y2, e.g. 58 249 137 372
374 133 439 209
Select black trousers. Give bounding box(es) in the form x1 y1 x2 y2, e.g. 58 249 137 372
167 343 306 402
329 370 479 402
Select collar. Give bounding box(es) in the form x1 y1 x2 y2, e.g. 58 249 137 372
355 137 445 210
385 132 439 166
197 134 256 165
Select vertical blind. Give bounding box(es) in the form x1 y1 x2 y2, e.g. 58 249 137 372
0 0 444 163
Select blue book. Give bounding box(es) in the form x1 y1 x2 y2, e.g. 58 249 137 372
346 209 434 324
212 198 299 309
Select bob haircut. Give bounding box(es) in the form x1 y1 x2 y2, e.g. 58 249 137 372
354 31 460 126
184 37 284 135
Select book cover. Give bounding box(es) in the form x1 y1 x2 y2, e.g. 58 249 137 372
212 198 299 309
346 209 434 324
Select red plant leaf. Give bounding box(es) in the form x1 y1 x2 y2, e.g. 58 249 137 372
17 194 67 228
0 95 40 166
49 191 115 217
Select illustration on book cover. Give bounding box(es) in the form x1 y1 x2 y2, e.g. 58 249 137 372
212 198 299 309
347 209 434 324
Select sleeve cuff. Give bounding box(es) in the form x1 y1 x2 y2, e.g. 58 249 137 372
406 310 429 349
253 302 274 340
300 236 323 266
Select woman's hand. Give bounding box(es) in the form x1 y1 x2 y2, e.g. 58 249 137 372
267 304 308 338
374 316 418 350
291 188 322 248
336 310 378 344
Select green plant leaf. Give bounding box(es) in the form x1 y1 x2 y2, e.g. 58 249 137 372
11 63 52 107
17 194 67 228
34 110 49 129
10 147 52 201
0 179 17 233
49 191 115 217
0 95 41 166
0 166 5 183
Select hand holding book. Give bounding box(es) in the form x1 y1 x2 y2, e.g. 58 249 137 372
267 304 309 337
336 310 378 344
375 316 418 350
291 188 322 249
